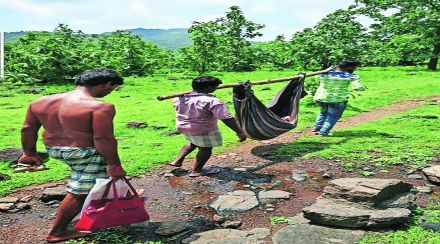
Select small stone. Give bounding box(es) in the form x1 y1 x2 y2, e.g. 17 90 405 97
19 88 44 94
39 214 44 218
165 130 181 136
259 190 292 200
407 174 423 180
266 208 275 212
0 173 10 181
0 148 22 163
0 197 19 204
210 190 259 212
171 168 188 176
15 203 31 210
7 209 21 213
151 125 167 130
417 186 432 194
40 186 66 202
234 168 247 172
45 200 59 206
222 220 242 229
422 166 440 184
271 180 284 187
292 171 308 183
213 214 225 223
127 121 148 128
19 195 33 203
266 204 275 208
242 184 251 188
155 220 190 236
0 203 15 211
287 213 310 225
164 173 174 177
322 172 332 179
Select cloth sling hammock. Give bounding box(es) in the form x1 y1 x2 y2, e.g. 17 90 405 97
233 76 306 140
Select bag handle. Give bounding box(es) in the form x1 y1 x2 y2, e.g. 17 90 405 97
101 177 138 200
122 177 139 197
102 180 119 200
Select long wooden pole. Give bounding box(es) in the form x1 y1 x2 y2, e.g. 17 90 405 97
157 67 334 101
0 32 4 79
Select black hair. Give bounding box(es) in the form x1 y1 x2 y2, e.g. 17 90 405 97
339 60 360 68
75 68 124 86
192 76 222 90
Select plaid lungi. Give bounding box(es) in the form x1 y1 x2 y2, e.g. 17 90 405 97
184 130 223 147
46 146 108 194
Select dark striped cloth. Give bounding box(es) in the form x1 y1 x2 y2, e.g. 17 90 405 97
233 77 306 140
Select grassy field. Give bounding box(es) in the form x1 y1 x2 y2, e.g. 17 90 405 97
0 66 439 196
278 103 440 171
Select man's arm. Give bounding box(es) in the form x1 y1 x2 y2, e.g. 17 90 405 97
92 104 125 179
221 118 247 141
92 104 121 165
19 104 43 165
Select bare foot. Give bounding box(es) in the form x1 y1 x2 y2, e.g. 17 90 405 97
45 229 90 243
189 167 220 177
167 162 182 167
136 189 145 196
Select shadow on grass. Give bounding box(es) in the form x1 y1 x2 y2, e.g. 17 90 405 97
247 129 395 172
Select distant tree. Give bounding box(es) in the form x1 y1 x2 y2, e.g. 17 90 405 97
353 0 440 70
179 6 264 74
253 35 295 69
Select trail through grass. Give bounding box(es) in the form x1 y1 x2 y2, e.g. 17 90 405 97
0 66 439 195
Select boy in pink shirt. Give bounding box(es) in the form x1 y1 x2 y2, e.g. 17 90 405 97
168 76 247 177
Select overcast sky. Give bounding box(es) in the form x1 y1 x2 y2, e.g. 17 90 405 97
0 0 359 41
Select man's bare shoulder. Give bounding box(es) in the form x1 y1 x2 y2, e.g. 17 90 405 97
30 93 68 106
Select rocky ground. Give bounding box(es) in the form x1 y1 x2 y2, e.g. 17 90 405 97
0 96 439 244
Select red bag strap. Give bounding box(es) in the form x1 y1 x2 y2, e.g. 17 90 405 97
122 177 139 197
101 177 138 200
101 180 119 200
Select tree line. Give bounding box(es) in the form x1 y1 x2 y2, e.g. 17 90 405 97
3 0 439 84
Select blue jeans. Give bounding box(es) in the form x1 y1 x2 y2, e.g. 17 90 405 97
314 101 347 135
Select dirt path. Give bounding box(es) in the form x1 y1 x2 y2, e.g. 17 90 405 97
1 95 439 244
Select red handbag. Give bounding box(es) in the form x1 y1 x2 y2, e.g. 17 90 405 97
75 177 149 231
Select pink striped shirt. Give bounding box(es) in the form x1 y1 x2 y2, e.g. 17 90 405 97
173 92 233 136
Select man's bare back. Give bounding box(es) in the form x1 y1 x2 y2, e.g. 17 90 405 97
29 90 113 147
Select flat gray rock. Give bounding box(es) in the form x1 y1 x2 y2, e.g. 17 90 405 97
210 190 259 212
155 220 190 236
182 228 270 244
40 186 66 202
273 224 365 244
259 190 292 200
302 198 411 228
0 197 19 203
422 166 440 184
323 178 412 207
0 203 15 211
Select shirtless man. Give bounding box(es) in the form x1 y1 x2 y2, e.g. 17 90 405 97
18 68 126 243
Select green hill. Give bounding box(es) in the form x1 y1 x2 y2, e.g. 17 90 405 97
124 28 191 51
5 28 191 51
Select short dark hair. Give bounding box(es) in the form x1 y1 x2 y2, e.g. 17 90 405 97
75 68 123 86
339 60 360 68
192 76 222 90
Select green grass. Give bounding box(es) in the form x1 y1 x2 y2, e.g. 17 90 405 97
359 226 440 244
277 103 440 170
360 203 440 244
0 66 439 195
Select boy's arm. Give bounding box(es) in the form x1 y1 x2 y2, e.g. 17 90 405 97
211 102 247 141
18 104 43 165
221 118 247 141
